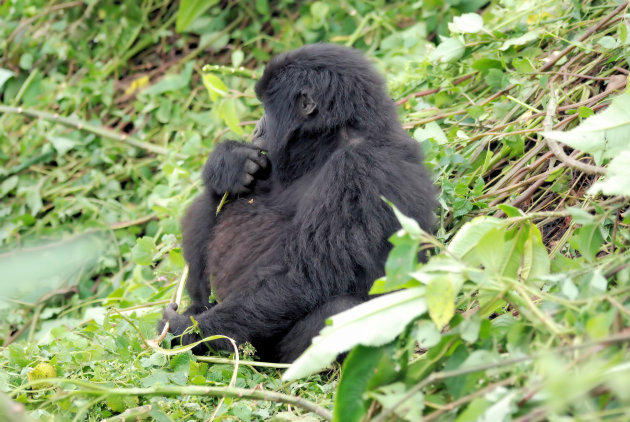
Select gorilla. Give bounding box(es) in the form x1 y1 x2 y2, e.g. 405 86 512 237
158 43 435 363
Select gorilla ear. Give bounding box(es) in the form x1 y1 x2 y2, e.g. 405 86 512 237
298 90 317 116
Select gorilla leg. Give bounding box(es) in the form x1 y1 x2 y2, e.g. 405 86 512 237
275 295 364 363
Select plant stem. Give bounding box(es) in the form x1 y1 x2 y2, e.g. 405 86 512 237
14 379 333 420
0 105 180 157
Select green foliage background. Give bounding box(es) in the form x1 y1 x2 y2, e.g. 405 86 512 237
1 0 629 420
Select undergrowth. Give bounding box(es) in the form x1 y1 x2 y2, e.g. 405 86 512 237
1 0 629 421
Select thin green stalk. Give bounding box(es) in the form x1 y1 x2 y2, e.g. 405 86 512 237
0 105 180 157
13 379 333 420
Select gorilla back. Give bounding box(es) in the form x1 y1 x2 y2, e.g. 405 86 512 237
158 43 436 363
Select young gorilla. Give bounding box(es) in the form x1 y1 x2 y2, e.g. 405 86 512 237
158 43 435 363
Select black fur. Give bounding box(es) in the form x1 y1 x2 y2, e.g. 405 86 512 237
158 44 435 363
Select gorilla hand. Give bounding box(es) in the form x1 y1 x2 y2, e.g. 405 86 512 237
202 141 269 196
157 303 191 337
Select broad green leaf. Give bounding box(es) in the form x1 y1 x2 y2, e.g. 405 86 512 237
385 199 426 239
473 58 502 72
131 236 158 266
589 150 630 196
449 13 485 34
498 204 524 217
448 216 504 260
512 57 534 73
455 398 491 422
201 73 228 101
416 320 441 348
500 30 541 50
283 287 427 380
567 207 595 224
142 62 194 96
430 37 465 64
426 275 455 330
176 0 220 33
385 233 419 289
333 343 397 422
0 68 14 90
527 224 551 281
0 234 105 306
413 121 448 144
0 176 18 198
459 316 481 343
569 223 604 262
368 383 424 422
255 0 270 15
311 2 329 20
218 100 244 135
542 92 630 164
48 135 77 156
231 50 244 68
586 311 613 339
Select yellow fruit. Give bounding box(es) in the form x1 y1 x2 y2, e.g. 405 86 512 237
27 363 56 384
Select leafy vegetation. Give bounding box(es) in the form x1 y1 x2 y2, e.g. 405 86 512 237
1 0 630 420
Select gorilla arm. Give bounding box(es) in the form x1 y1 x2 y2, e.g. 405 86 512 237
174 140 269 317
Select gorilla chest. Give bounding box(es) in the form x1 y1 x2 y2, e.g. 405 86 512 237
208 198 290 301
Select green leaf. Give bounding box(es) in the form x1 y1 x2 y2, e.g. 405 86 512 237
577 106 594 118
512 57 534 74
143 62 194 96
413 121 448 144
369 383 424 422
448 216 504 260
385 233 419 289
430 37 465 64
201 73 228 101
176 0 220 33
48 135 78 156
231 50 244 68
131 236 158 266
19 53 33 70
598 36 620 49
0 68 14 90
542 93 630 164
500 30 541 50
283 287 427 380
333 343 397 422
310 2 330 20
586 312 613 339
415 320 441 348
589 150 630 196
566 207 594 224
426 275 455 330
0 176 18 198
485 68 509 91
498 204 524 217
569 223 604 262
459 316 481 343
473 58 502 72
448 13 485 34
255 0 270 15
218 100 244 135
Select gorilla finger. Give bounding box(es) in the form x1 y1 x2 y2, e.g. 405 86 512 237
244 159 260 175
233 184 252 195
164 303 179 318
241 173 255 186
247 149 268 168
